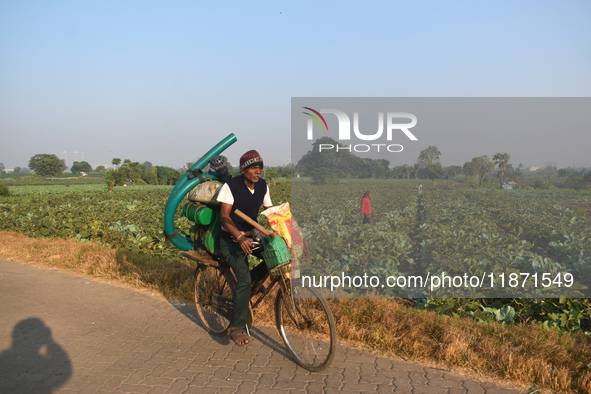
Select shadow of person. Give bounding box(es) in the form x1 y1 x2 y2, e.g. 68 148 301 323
0 317 72 393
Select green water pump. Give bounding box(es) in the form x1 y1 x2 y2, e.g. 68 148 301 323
163 133 236 251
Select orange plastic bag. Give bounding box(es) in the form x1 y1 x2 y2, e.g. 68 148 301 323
261 203 304 261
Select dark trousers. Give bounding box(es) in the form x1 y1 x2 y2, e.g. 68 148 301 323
363 214 372 224
218 236 251 329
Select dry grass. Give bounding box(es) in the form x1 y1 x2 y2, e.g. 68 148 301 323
1 231 590 392
0 231 196 301
330 298 591 393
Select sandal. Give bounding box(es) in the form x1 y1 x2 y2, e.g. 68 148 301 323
228 327 250 346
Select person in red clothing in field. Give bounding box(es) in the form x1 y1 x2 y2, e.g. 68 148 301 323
361 190 373 224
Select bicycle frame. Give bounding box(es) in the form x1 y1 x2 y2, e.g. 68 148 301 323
249 270 288 310
185 247 336 372
181 248 290 313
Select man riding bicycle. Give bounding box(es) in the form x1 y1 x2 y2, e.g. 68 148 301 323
216 150 272 346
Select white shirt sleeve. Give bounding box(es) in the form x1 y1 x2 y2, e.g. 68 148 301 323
216 183 234 205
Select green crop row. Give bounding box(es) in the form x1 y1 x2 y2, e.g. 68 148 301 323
1 180 589 333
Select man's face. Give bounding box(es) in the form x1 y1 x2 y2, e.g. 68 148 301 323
242 165 262 184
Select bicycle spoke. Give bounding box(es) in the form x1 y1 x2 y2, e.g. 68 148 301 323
194 265 234 336
275 284 337 371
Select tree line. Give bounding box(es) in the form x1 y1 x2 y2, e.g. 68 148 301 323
103 159 183 191
6 148 589 190
295 137 591 189
15 153 293 191
6 154 184 189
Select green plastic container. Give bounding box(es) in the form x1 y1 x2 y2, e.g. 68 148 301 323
203 210 221 256
262 232 291 269
183 202 213 226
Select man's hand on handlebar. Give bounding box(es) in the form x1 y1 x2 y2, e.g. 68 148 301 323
238 236 261 255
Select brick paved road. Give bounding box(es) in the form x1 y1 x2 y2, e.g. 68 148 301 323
0 260 525 393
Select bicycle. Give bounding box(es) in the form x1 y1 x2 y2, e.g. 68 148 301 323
180 240 337 372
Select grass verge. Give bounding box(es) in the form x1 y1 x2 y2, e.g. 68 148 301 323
0 231 195 301
1 231 589 393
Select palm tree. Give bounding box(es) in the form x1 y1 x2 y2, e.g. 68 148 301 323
492 153 511 183
112 158 121 172
403 164 410 179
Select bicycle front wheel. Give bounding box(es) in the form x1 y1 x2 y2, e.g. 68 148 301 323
194 265 234 336
275 284 337 372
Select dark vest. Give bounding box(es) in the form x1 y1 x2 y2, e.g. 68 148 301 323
225 175 267 233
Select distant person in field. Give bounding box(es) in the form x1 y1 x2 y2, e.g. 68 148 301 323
418 182 422 193
361 190 373 224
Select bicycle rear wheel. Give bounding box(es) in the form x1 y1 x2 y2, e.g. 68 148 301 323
194 265 234 336
275 283 337 371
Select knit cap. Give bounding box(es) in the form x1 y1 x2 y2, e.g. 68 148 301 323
240 150 264 171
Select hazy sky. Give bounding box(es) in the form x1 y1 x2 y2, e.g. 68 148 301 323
291 97 591 168
1 1 590 170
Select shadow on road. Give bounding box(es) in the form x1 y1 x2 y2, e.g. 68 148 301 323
0 317 72 393
168 300 292 359
167 301 228 345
